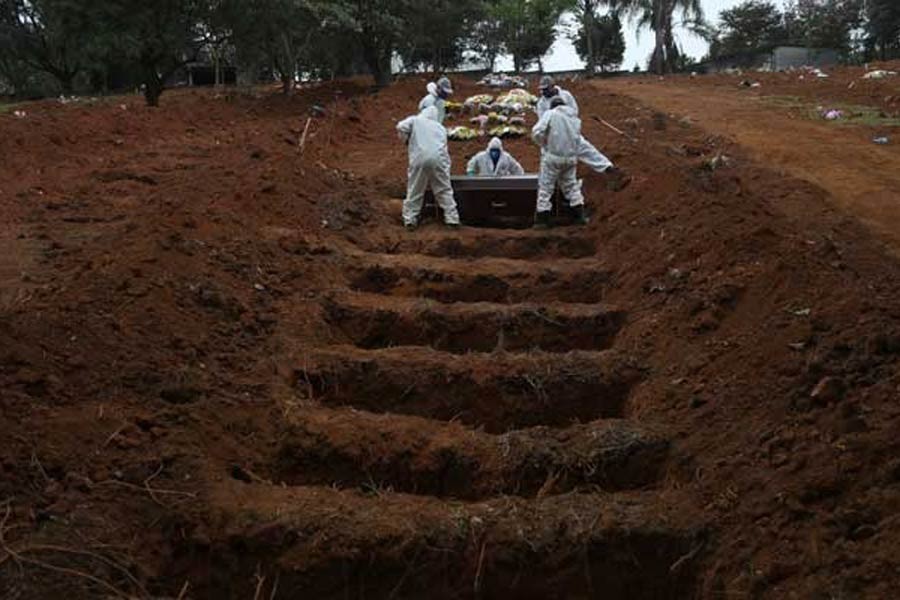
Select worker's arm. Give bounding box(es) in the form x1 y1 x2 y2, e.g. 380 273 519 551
532 111 551 146
562 90 579 116
396 116 414 142
466 153 480 176
507 155 525 175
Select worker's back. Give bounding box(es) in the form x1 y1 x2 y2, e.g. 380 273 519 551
537 106 581 158
419 93 446 123
406 112 448 166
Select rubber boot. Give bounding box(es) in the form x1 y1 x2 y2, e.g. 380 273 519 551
571 205 589 226
404 220 418 232
533 211 552 230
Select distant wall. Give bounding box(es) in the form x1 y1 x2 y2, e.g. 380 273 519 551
697 46 840 73
771 47 839 70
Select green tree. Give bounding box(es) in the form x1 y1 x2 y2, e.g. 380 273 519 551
783 0 863 55
621 0 705 74
493 0 568 72
341 0 408 87
573 11 625 72
864 0 900 60
713 1 785 57
398 0 483 72
0 0 94 93
471 2 504 71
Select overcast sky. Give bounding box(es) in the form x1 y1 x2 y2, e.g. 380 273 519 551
496 0 785 72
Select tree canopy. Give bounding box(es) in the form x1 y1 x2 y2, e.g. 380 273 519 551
1 0 895 102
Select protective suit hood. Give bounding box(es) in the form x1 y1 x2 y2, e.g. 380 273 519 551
488 137 503 151
426 82 438 97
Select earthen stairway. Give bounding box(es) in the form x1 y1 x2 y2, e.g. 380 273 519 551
204 229 698 599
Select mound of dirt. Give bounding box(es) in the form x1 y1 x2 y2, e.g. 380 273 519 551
1 75 900 599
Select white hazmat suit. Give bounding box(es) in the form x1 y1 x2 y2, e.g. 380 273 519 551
418 79 452 124
466 137 525 177
532 104 584 214
535 86 613 174
396 106 460 227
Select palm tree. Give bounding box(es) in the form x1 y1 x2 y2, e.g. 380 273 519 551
620 0 704 74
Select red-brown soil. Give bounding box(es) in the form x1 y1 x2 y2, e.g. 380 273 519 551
1 70 900 599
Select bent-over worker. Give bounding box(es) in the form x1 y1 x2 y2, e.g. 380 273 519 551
536 75 613 174
418 77 453 124
466 137 525 177
396 106 460 230
532 97 586 229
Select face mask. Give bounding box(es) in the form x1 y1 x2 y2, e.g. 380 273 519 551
438 88 450 100
542 87 556 99
489 149 501 164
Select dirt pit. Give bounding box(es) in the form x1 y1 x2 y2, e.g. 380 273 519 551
2 72 900 599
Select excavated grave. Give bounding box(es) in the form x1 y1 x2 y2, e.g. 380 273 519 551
188 481 700 599
359 230 597 259
294 346 641 433
274 408 669 499
322 291 627 353
347 253 612 303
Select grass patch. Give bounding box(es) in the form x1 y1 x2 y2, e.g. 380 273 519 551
761 95 900 127
0 102 24 114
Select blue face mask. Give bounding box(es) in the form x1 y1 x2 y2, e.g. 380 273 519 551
489 148 501 165
438 88 450 100
542 87 557 99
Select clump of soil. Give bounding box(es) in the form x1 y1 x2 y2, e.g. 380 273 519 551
1 72 899 599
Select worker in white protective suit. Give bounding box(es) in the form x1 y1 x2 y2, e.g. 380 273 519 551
418 77 453 124
396 106 461 230
532 97 586 229
536 75 614 174
466 137 525 177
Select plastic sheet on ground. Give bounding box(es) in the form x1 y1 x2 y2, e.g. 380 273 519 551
863 70 898 80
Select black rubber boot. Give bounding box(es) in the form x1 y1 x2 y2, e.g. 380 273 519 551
533 211 552 229
571 205 589 225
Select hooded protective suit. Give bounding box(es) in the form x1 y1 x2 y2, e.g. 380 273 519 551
418 82 447 124
535 86 579 119
535 85 612 174
396 106 460 226
466 137 525 177
532 104 584 213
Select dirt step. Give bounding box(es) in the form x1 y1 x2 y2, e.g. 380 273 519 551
360 229 597 259
185 482 699 599
294 346 640 433
276 408 669 499
347 253 611 303
323 292 626 354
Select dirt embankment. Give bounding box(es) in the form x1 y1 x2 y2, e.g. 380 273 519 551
1 73 900 599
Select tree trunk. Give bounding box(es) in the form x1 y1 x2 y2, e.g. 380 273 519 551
214 52 222 88
281 71 293 94
651 0 667 75
143 74 164 107
57 72 75 95
364 43 393 88
584 4 596 77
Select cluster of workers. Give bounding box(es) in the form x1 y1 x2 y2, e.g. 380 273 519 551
396 75 616 230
